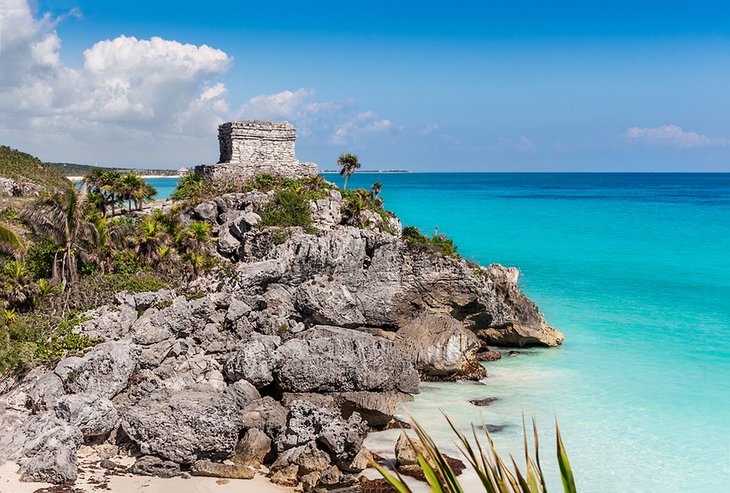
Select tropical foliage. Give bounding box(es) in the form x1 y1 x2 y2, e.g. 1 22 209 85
337 152 361 189
402 225 459 258
373 415 577 493
82 169 157 215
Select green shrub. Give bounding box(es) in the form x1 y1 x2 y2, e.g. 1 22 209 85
113 250 143 276
260 190 312 228
0 313 101 375
62 272 169 313
25 241 58 279
171 172 207 204
402 226 459 258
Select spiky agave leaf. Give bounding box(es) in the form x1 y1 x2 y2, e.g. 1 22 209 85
556 422 576 493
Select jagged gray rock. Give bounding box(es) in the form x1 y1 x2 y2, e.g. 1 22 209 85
54 393 117 439
17 413 83 483
129 455 182 478
121 388 245 463
224 336 279 388
395 311 485 380
53 340 135 399
274 327 419 394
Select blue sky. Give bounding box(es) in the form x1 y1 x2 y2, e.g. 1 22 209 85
2 0 730 171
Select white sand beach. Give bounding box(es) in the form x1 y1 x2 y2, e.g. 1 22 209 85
0 457 292 493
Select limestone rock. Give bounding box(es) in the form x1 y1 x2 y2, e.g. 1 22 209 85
121 388 245 463
394 431 427 467
233 428 271 466
274 327 419 394
224 379 261 408
191 459 255 479
224 337 279 388
27 373 65 412
129 455 182 478
18 412 83 484
242 397 288 441
54 393 118 439
54 341 135 399
271 442 330 475
275 400 367 464
194 201 218 222
395 311 485 380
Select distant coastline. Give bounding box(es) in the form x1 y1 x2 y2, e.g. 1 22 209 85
321 169 409 173
66 174 181 181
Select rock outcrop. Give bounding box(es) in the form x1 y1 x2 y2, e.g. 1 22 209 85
0 176 563 489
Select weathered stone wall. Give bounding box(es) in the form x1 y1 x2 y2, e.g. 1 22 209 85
218 121 297 165
196 120 318 182
195 161 318 183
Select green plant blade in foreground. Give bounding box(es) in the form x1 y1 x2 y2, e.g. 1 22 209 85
375 414 577 493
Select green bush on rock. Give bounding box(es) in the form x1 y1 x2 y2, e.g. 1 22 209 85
402 225 459 258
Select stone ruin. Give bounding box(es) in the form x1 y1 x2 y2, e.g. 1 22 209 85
195 120 318 182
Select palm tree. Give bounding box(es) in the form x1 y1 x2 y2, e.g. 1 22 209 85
22 188 99 288
185 221 212 253
134 216 169 264
133 181 157 210
82 168 121 217
337 153 361 189
371 182 382 199
101 170 121 216
115 174 143 212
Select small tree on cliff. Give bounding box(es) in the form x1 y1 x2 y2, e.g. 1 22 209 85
337 153 361 189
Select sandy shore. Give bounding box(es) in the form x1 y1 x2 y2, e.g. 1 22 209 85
1 456 292 493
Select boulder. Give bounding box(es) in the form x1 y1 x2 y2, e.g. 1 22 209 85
224 337 279 388
395 311 484 380
233 428 271 466
54 393 118 439
18 412 83 484
129 455 181 478
275 400 368 463
477 349 502 361
194 201 218 223
54 341 135 399
191 459 255 479
224 379 261 408
27 373 65 412
242 397 288 441
335 391 413 428
274 327 419 394
121 388 245 463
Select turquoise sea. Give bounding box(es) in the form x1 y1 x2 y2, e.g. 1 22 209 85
152 173 730 491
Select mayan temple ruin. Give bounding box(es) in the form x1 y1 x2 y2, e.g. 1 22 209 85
195 120 318 181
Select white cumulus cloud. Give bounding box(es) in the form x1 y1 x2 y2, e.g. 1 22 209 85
0 0 232 165
625 125 730 149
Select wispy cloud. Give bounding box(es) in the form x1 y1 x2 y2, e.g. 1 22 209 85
239 89 395 146
625 125 730 148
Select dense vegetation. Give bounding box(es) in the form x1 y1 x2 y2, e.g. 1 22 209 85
0 152 220 375
0 146 71 192
0 148 442 376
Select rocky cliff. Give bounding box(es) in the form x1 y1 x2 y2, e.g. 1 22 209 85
0 182 562 491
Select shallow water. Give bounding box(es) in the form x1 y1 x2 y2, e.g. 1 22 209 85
154 173 730 491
